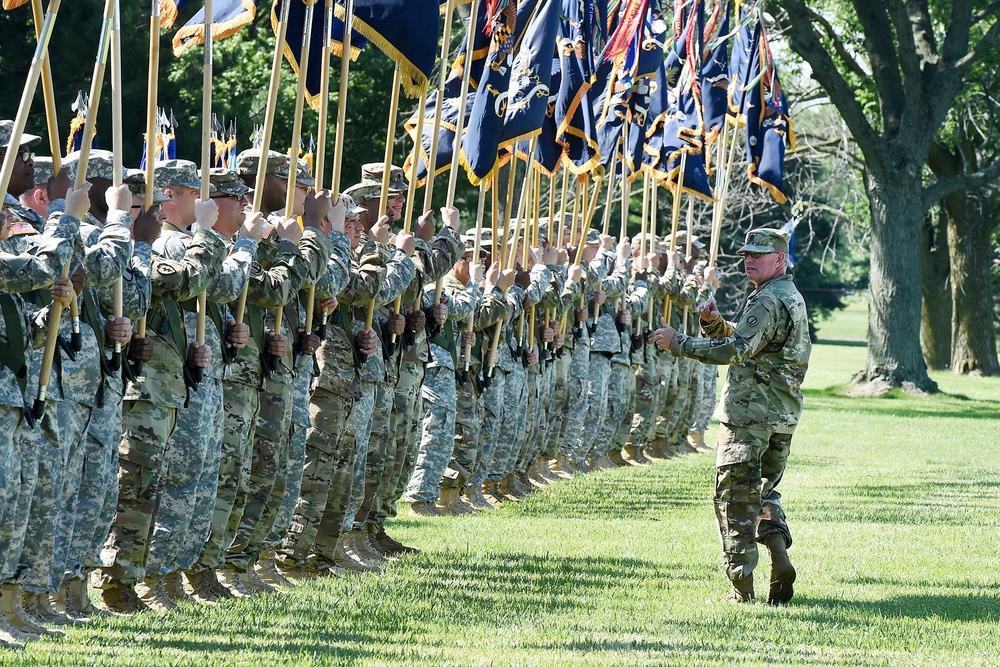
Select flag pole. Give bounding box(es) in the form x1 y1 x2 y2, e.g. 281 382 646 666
461 181 487 379
423 0 456 210
233 0 292 333
34 0 111 419
329 0 352 195
392 90 427 339
710 120 739 267
681 195 694 333
280 0 317 368
446 0 482 206
601 151 618 236
30 0 61 174
543 171 556 353
664 150 687 322
646 177 658 328
364 65 403 339
527 168 540 354
109 0 124 372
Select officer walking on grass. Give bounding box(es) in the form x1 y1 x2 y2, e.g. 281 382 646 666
652 228 811 605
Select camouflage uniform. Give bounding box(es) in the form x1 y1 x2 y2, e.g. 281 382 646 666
541 270 582 461
691 362 719 433
145 214 257 579
95 220 227 589
668 245 810 582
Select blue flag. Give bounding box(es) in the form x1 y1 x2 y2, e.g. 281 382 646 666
555 0 600 175
727 1 755 122
160 0 193 30
701 0 730 152
172 0 261 55
499 0 561 147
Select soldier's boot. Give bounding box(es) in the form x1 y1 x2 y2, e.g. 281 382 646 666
204 570 236 601
481 480 504 507
494 476 517 502
364 525 400 561
182 570 220 606
434 488 457 516
344 531 382 572
608 447 629 467
622 444 649 466
67 577 109 619
216 567 255 598
551 453 575 478
509 473 529 499
727 574 755 604
98 582 150 615
408 500 443 517
762 535 796 606
688 430 713 453
27 590 81 626
592 455 614 471
2 584 50 638
464 484 494 511
0 588 38 643
525 463 547 488
19 593 67 635
535 457 560 483
256 550 295 589
374 526 419 556
135 576 177 612
439 487 466 516
0 610 31 647
50 581 85 623
237 568 278 595
333 536 380 574
162 571 194 604
351 528 387 564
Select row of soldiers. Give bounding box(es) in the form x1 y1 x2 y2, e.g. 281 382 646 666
0 117 717 647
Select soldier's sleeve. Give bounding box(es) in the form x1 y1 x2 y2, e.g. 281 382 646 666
435 277 478 321
674 273 700 307
335 248 385 306
151 228 227 301
505 284 526 320
523 264 549 307
473 286 510 331
702 315 735 339
297 228 337 286
625 278 649 317
601 256 630 299
536 264 566 310
0 214 80 292
312 231 352 299
671 293 783 365
245 239 307 309
206 237 258 303
423 227 464 283
97 242 153 320
82 209 133 289
374 248 416 306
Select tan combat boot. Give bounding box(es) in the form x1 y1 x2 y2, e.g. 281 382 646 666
98 582 149 615
67 577 108 619
216 567 255 598
2 584 48 639
333 536 380 574
622 444 649 466
535 457 560 483
26 590 79 626
481 480 503 507
728 574 755 604
374 526 419 556
237 568 277 595
551 453 575 478
256 550 295 589
182 570 220 606
0 612 28 647
351 528 387 564
135 576 177 612
463 484 494 510
162 571 194 604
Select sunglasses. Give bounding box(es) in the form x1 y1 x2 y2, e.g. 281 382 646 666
209 193 248 201
741 251 773 260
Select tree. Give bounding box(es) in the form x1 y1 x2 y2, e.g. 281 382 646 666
775 0 1000 394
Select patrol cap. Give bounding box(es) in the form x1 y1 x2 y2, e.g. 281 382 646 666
32 156 55 185
0 120 42 149
737 228 789 255
535 218 549 245
276 156 316 188
585 227 600 245
205 168 252 197
64 149 125 183
154 159 203 191
339 193 365 219
360 162 406 193
461 227 492 254
124 169 171 204
630 232 659 252
342 182 382 202
235 148 287 177
662 230 705 251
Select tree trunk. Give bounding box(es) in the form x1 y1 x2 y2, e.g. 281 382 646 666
852 167 938 394
920 209 952 369
945 191 1000 375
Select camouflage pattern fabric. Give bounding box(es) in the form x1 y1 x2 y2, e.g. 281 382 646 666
690 362 719 433
404 365 457 503
349 380 393 530
446 374 482 489
379 359 424 523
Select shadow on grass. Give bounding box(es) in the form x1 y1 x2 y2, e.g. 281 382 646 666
815 338 867 348
802 389 1000 421
796 593 1000 623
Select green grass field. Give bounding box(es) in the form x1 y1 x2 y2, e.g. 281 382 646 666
6 302 1000 666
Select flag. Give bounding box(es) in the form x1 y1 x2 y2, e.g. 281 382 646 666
403 88 471 186
555 0 600 175
780 216 799 266
447 0 493 93
1 1 30 10
65 91 97 157
160 0 193 30
499 0 561 147
726 0 755 122
334 0 442 98
701 0 730 151
461 0 523 185
172 0 261 55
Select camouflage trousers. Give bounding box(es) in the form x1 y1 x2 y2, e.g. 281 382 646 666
488 361 527 480
192 380 260 573
147 377 224 578
560 342 591 459
715 423 793 582
542 350 571 459
0 405 26 582
311 379 373 559
17 401 90 593
470 368 506 487
652 353 683 445
614 363 638 448
227 371 294 572
349 380 394 530
267 421 307 552
66 393 122 583
96 400 177 588
589 361 631 459
690 363 718 433
514 366 544 471
379 360 424 524
572 353 612 463
628 345 669 448
404 365 457 503
660 356 697 445
278 384 355 569
446 374 482 489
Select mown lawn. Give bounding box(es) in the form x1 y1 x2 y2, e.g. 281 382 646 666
6 304 1000 666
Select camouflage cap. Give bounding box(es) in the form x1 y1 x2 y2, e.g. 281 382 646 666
630 232 659 252
124 169 171 204
235 148 287 177
585 227 601 245
203 168 252 197
461 227 492 255
342 182 382 202
64 149 125 182
276 157 316 188
32 156 55 185
737 228 789 255
535 218 549 244
155 159 202 190
360 162 407 193
339 193 365 219
662 230 705 251
0 119 41 149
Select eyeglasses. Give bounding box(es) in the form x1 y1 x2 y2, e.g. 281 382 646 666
741 251 773 260
17 151 34 162
131 203 162 213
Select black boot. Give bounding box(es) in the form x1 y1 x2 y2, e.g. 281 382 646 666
728 573 755 604
762 535 796 605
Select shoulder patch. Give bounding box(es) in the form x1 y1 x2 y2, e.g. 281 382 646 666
9 223 38 236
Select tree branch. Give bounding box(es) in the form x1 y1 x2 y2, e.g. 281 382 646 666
884 0 925 86
775 1 882 160
850 0 907 135
805 8 869 78
922 160 1000 210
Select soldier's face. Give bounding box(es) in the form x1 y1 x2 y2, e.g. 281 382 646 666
743 251 785 287
453 253 473 283
346 216 364 248
387 192 405 221
164 185 199 226
0 207 12 240
3 144 35 197
212 193 247 237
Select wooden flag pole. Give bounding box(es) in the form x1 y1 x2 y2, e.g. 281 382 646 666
279 0 317 365
446 0 482 206
710 121 740 267
329 0 352 195
543 171 556 350
30 0 61 174
664 151 687 323
647 177 658 328
365 65 403 335
681 195 694 333
461 181 487 376
234 0 292 330
189 0 215 387
601 152 618 236
392 90 428 336
527 168 540 352
423 0 456 210
110 0 124 371
516 159 535 348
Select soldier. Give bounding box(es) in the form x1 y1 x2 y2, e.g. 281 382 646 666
141 164 262 609
0 167 82 644
652 228 810 605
